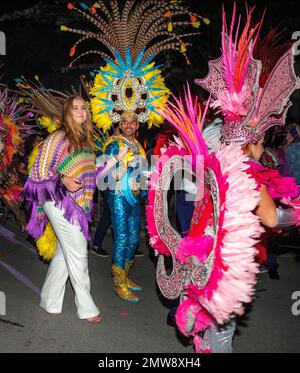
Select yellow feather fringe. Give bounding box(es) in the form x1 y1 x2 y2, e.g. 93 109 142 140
36 223 57 261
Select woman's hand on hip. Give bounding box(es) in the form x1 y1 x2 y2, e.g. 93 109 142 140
61 175 83 192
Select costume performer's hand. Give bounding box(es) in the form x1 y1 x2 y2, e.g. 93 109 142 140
61 175 83 193
118 147 129 161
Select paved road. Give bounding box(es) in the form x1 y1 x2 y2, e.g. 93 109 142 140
0 220 299 353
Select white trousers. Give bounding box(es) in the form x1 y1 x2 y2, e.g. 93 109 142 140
40 202 100 319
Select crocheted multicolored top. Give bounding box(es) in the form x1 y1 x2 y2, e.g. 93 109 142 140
23 130 99 240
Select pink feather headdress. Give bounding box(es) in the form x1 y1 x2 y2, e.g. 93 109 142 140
195 3 300 145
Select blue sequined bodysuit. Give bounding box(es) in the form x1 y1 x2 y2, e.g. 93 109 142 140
104 135 146 269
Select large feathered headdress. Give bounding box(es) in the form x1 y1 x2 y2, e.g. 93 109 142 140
0 87 33 171
61 1 209 132
0 85 35 227
16 77 108 156
195 3 300 145
15 77 80 133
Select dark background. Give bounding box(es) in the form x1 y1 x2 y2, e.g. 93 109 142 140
1 0 300 119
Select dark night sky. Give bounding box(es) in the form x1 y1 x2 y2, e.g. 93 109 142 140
1 0 300 99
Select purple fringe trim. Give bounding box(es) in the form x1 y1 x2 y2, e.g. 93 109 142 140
22 174 65 207
26 201 48 239
23 175 91 240
23 176 63 239
57 195 91 240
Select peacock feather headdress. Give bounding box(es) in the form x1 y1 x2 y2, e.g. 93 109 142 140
61 1 209 132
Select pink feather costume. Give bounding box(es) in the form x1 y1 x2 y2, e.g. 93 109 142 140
146 87 263 352
147 2 300 353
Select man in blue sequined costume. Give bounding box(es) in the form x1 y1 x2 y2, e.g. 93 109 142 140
103 112 146 302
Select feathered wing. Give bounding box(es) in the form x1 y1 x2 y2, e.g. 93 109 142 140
254 27 293 87
249 27 299 132
196 4 299 145
250 49 300 133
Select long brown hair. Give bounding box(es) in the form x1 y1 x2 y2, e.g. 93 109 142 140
61 96 95 152
242 141 258 158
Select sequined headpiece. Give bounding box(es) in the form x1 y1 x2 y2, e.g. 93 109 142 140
120 111 138 123
195 3 300 145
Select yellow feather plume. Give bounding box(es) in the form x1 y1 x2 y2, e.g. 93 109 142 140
36 223 57 260
38 116 60 133
28 144 57 261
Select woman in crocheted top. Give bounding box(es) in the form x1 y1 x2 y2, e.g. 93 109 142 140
23 96 126 323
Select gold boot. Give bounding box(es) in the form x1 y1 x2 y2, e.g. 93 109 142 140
112 265 139 302
125 260 142 291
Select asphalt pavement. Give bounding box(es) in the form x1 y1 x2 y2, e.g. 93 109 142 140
0 220 299 353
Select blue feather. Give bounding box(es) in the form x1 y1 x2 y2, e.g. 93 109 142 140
135 61 159 77
102 71 120 78
141 64 163 75
98 107 113 114
80 2 89 10
102 57 122 75
146 72 160 85
148 87 165 92
125 48 132 69
114 49 126 71
135 55 156 73
147 94 163 103
132 49 146 70
97 97 114 104
95 88 111 93
100 74 114 87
